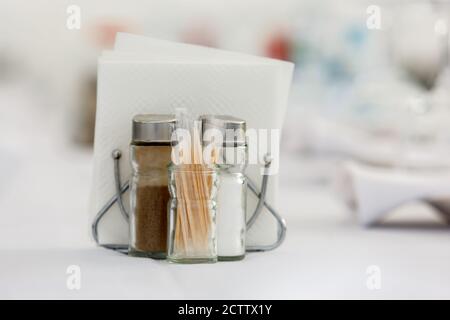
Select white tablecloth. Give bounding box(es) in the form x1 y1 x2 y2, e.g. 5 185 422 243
1 84 450 299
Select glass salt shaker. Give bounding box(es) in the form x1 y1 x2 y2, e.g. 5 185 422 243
200 115 247 261
129 114 176 259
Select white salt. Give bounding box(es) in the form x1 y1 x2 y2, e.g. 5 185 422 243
216 173 246 258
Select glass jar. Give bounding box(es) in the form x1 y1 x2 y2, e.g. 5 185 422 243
129 114 176 259
201 115 247 261
167 164 219 263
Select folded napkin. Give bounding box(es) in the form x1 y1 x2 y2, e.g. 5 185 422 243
90 33 294 245
338 162 450 226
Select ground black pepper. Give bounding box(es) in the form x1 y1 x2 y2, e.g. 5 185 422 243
128 115 174 259
133 184 170 253
129 145 172 258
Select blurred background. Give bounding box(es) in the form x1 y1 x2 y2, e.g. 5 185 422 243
1 0 450 250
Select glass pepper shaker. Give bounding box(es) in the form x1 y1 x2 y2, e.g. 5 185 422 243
200 115 247 261
129 114 176 259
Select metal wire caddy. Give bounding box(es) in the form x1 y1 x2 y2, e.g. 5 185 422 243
91 149 286 255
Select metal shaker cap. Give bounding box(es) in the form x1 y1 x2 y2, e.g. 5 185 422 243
132 114 176 143
200 115 246 145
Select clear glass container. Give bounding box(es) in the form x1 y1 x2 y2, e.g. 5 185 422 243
167 164 219 263
200 115 248 261
128 114 175 259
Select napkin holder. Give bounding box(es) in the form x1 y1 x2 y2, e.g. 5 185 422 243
89 33 294 249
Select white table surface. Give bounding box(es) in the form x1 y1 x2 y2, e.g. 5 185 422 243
1 84 450 299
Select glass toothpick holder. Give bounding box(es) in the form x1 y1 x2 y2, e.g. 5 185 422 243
167 164 219 263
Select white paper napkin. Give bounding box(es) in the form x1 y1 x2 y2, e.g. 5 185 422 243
90 33 294 246
339 162 450 226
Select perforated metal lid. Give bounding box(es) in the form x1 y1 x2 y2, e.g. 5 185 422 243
132 114 176 143
200 115 246 145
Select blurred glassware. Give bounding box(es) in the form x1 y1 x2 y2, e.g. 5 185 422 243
288 0 450 182
390 1 448 90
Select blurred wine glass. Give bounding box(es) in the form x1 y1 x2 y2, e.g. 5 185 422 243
389 0 450 170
